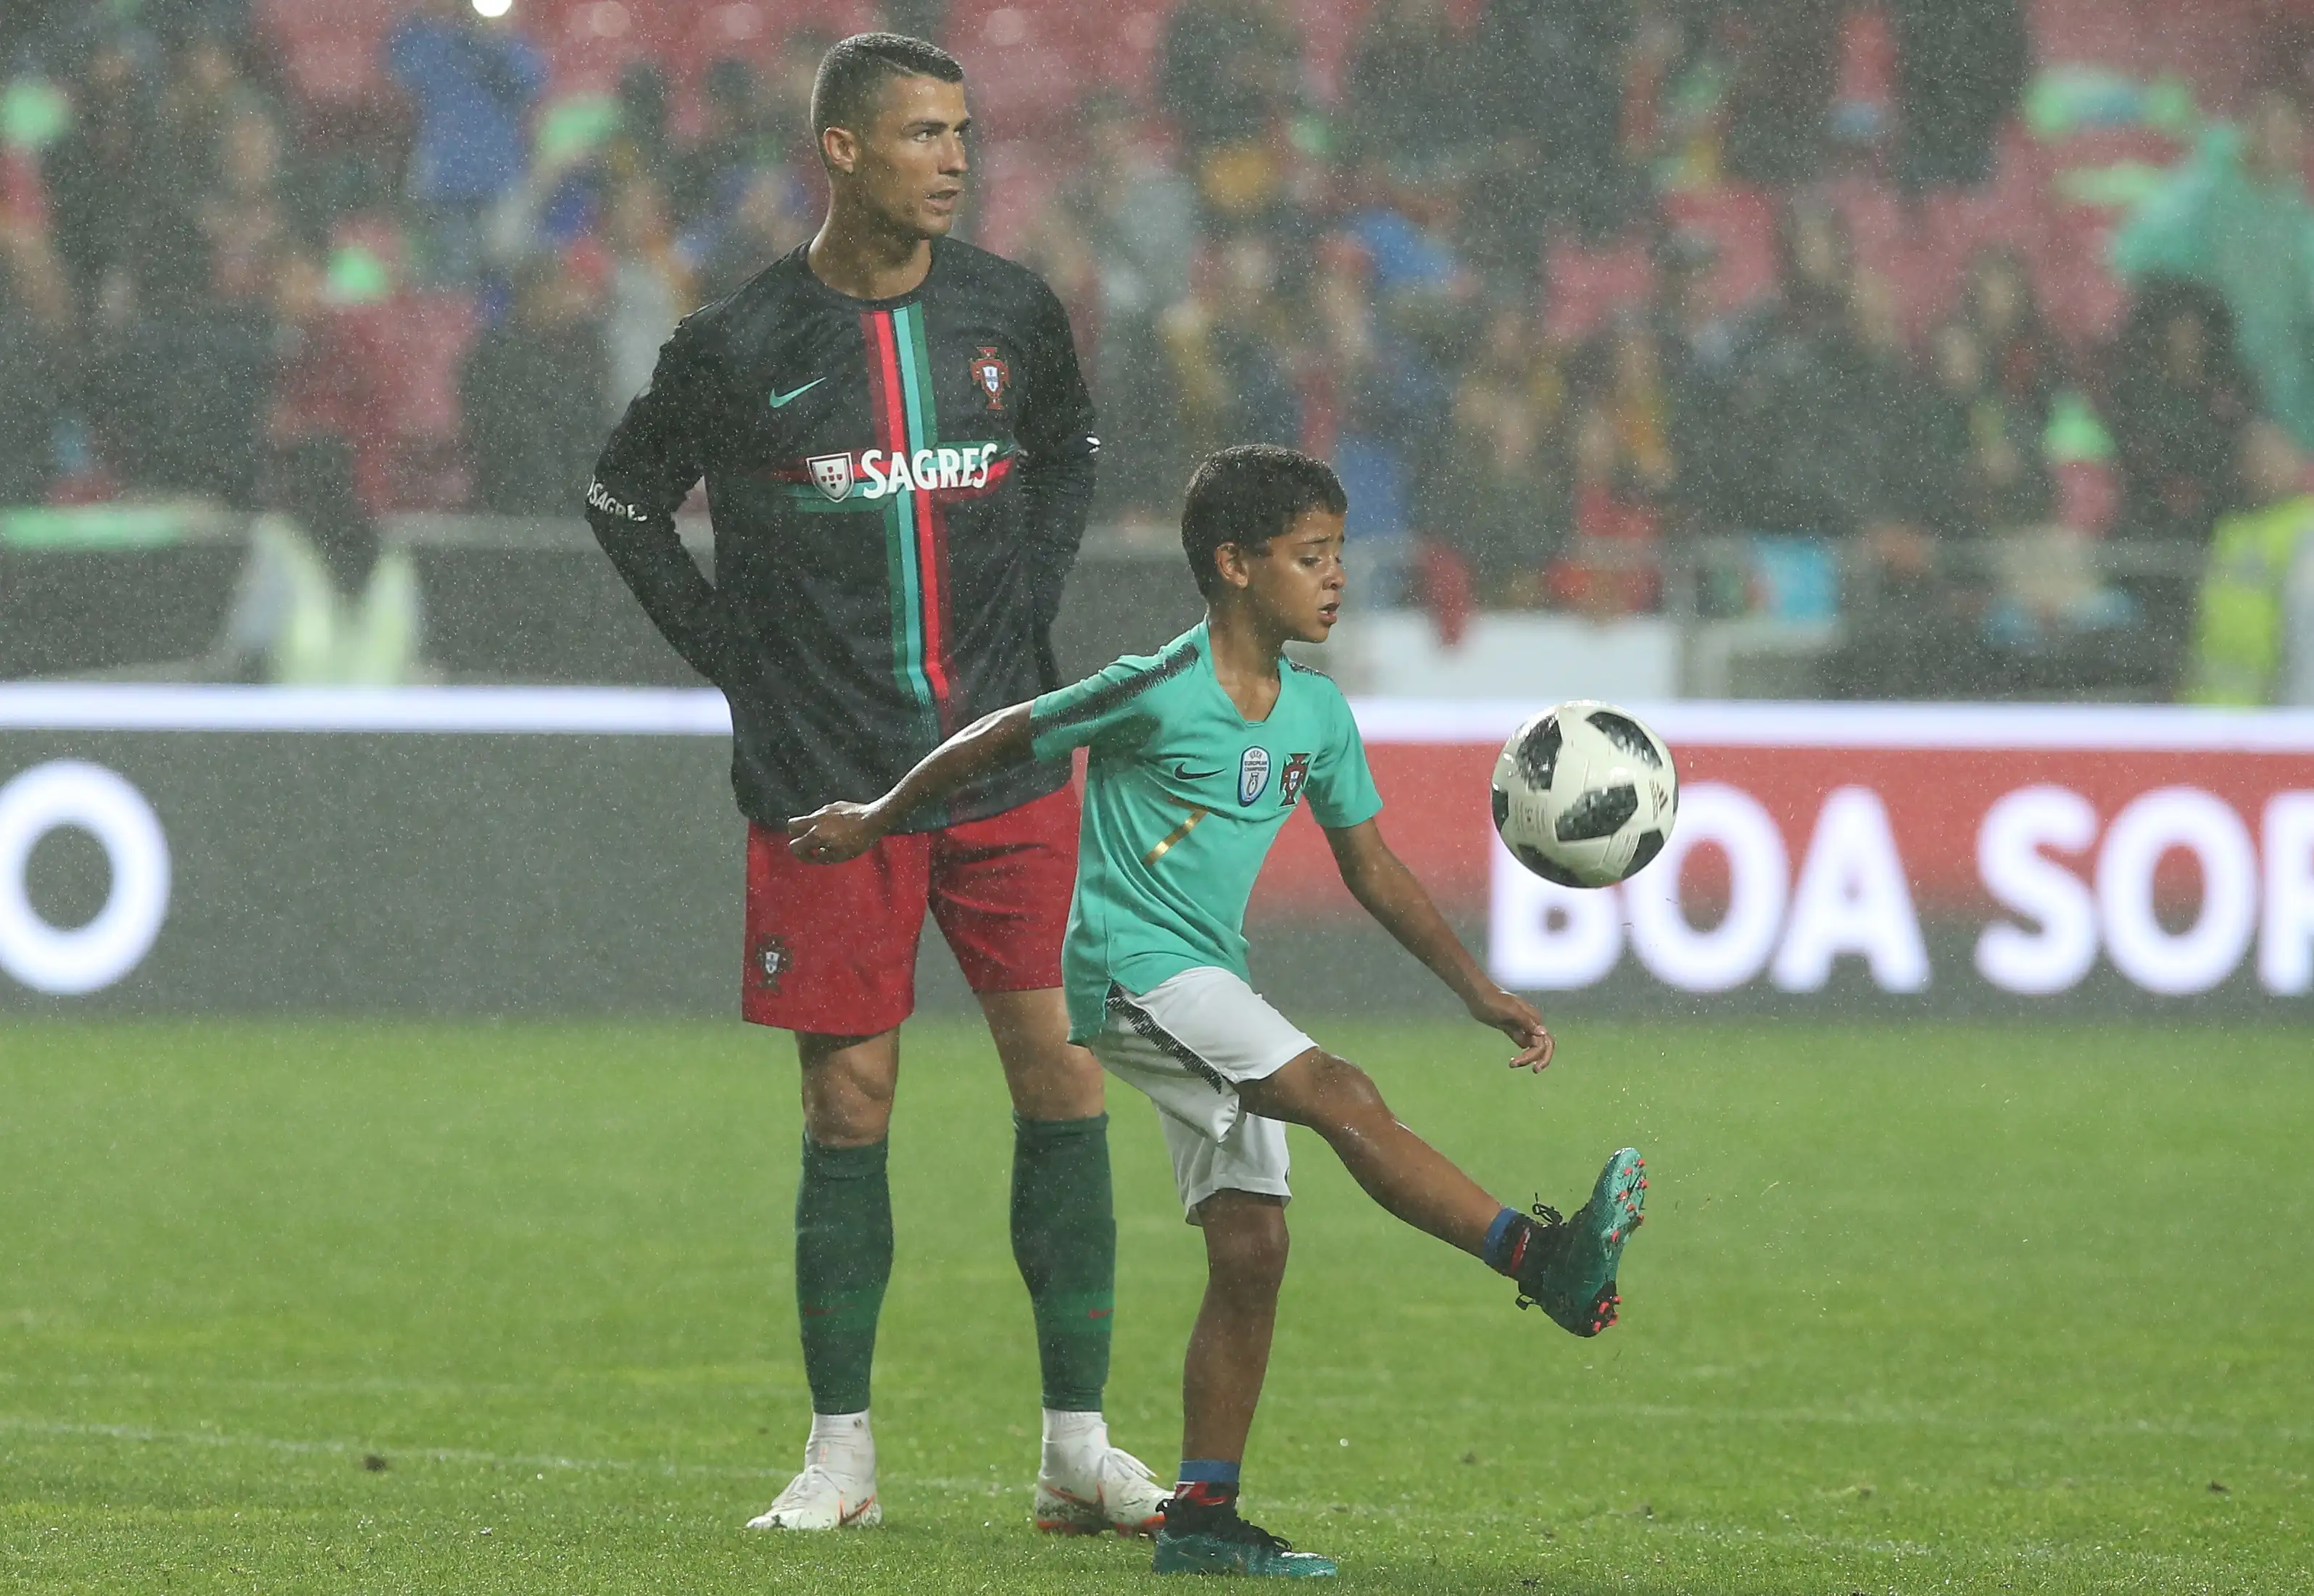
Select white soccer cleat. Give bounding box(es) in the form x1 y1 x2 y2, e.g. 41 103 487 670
1034 1442 1169 1537
745 1464 881 1531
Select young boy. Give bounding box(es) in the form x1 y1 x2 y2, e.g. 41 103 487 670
789 445 1646 1576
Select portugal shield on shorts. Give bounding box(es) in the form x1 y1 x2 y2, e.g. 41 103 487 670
806 454 854 502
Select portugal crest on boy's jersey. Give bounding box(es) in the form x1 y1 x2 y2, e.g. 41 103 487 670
1279 752 1311 807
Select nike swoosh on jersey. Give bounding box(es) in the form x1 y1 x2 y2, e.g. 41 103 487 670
768 378 826 408
1169 762 1224 781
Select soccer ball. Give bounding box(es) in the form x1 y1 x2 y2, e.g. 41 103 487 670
1492 702 1678 889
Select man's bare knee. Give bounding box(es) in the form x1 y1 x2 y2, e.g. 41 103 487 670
982 989 1105 1120
1001 1040 1105 1120
797 1030 899 1145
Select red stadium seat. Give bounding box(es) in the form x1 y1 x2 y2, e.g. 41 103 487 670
542 0 868 87
1836 3 1897 123
2035 215 2131 344
257 0 403 106
2 150 46 232
2030 0 2271 112
1542 234 1655 343
969 138 1061 259
270 289 484 513
1663 187 1780 315
946 0 1135 125
539 0 671 95
2028 0 2147 73
664 0 864 80
270 307 386 511
950 33 1085 141
377 294 483 444
1087 4 1173 98
2055 459 2120 535
376 293 484 509
2143 3 2262 115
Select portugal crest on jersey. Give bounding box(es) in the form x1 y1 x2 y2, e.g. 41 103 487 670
806 453 854 502
971 346 1011 410
1237 747 1272 806
1279 752 1311 807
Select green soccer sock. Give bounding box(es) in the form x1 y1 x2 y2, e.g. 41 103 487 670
1010 1113 1116 1413
795 1136 893 1416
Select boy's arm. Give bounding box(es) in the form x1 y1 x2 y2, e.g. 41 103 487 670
787 704 1034 861
1324 818 1555 1071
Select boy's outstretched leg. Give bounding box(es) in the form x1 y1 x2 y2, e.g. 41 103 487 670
1153 1191 1336 1579
1238 1050 1498 1250
1239 1050 1646 1335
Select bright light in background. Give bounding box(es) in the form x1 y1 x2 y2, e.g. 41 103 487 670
472 0 513 17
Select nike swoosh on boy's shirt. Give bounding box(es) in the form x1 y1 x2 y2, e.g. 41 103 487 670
1169 762 1224 781
768 378 826 408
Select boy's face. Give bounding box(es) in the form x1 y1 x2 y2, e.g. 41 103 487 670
1226 508 1348 644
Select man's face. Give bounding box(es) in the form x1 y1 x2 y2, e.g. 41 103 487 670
826 74 969 239
1232 509 1348 645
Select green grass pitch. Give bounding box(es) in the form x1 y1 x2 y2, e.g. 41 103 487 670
3 1018 2309 1593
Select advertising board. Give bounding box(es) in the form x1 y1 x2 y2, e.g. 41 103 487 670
1250 704 2314 1010
3 689 2311 1015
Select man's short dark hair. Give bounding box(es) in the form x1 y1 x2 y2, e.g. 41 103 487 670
810 33 964 146
1180 445 1348 598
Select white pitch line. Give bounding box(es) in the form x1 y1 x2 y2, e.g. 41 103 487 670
0 1417 1020 1495
7 1398 2298 1471
0 1414 2286 1571
6 684 2314 752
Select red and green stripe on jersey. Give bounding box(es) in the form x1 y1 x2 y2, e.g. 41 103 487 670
769 305 1016 741
865 304 951 738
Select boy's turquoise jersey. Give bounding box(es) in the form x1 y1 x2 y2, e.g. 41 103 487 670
1028 621 1383 1041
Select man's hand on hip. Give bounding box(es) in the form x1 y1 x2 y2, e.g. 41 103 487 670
788 803 885 864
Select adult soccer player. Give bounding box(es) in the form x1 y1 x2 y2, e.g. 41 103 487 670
789 444 1649 1576
584 33 1166 1536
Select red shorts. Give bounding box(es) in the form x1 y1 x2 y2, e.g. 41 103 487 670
742 784 1079 1035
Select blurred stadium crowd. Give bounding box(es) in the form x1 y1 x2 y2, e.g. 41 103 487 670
3 0 2313 702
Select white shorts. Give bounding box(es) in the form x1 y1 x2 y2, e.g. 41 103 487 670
1086 967 1319 1221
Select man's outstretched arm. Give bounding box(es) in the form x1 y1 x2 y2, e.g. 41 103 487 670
1324 818 1554 1070
787 703 1036 861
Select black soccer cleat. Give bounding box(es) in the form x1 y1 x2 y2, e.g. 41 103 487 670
1511 1147 1646 1336
1153 1501 1338 1577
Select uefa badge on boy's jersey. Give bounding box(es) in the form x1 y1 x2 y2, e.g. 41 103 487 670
1238 747 1272 805
807 454 854 502
971 346 1011 410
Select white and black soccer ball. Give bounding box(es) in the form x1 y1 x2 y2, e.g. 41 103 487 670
1492 702 1678 889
